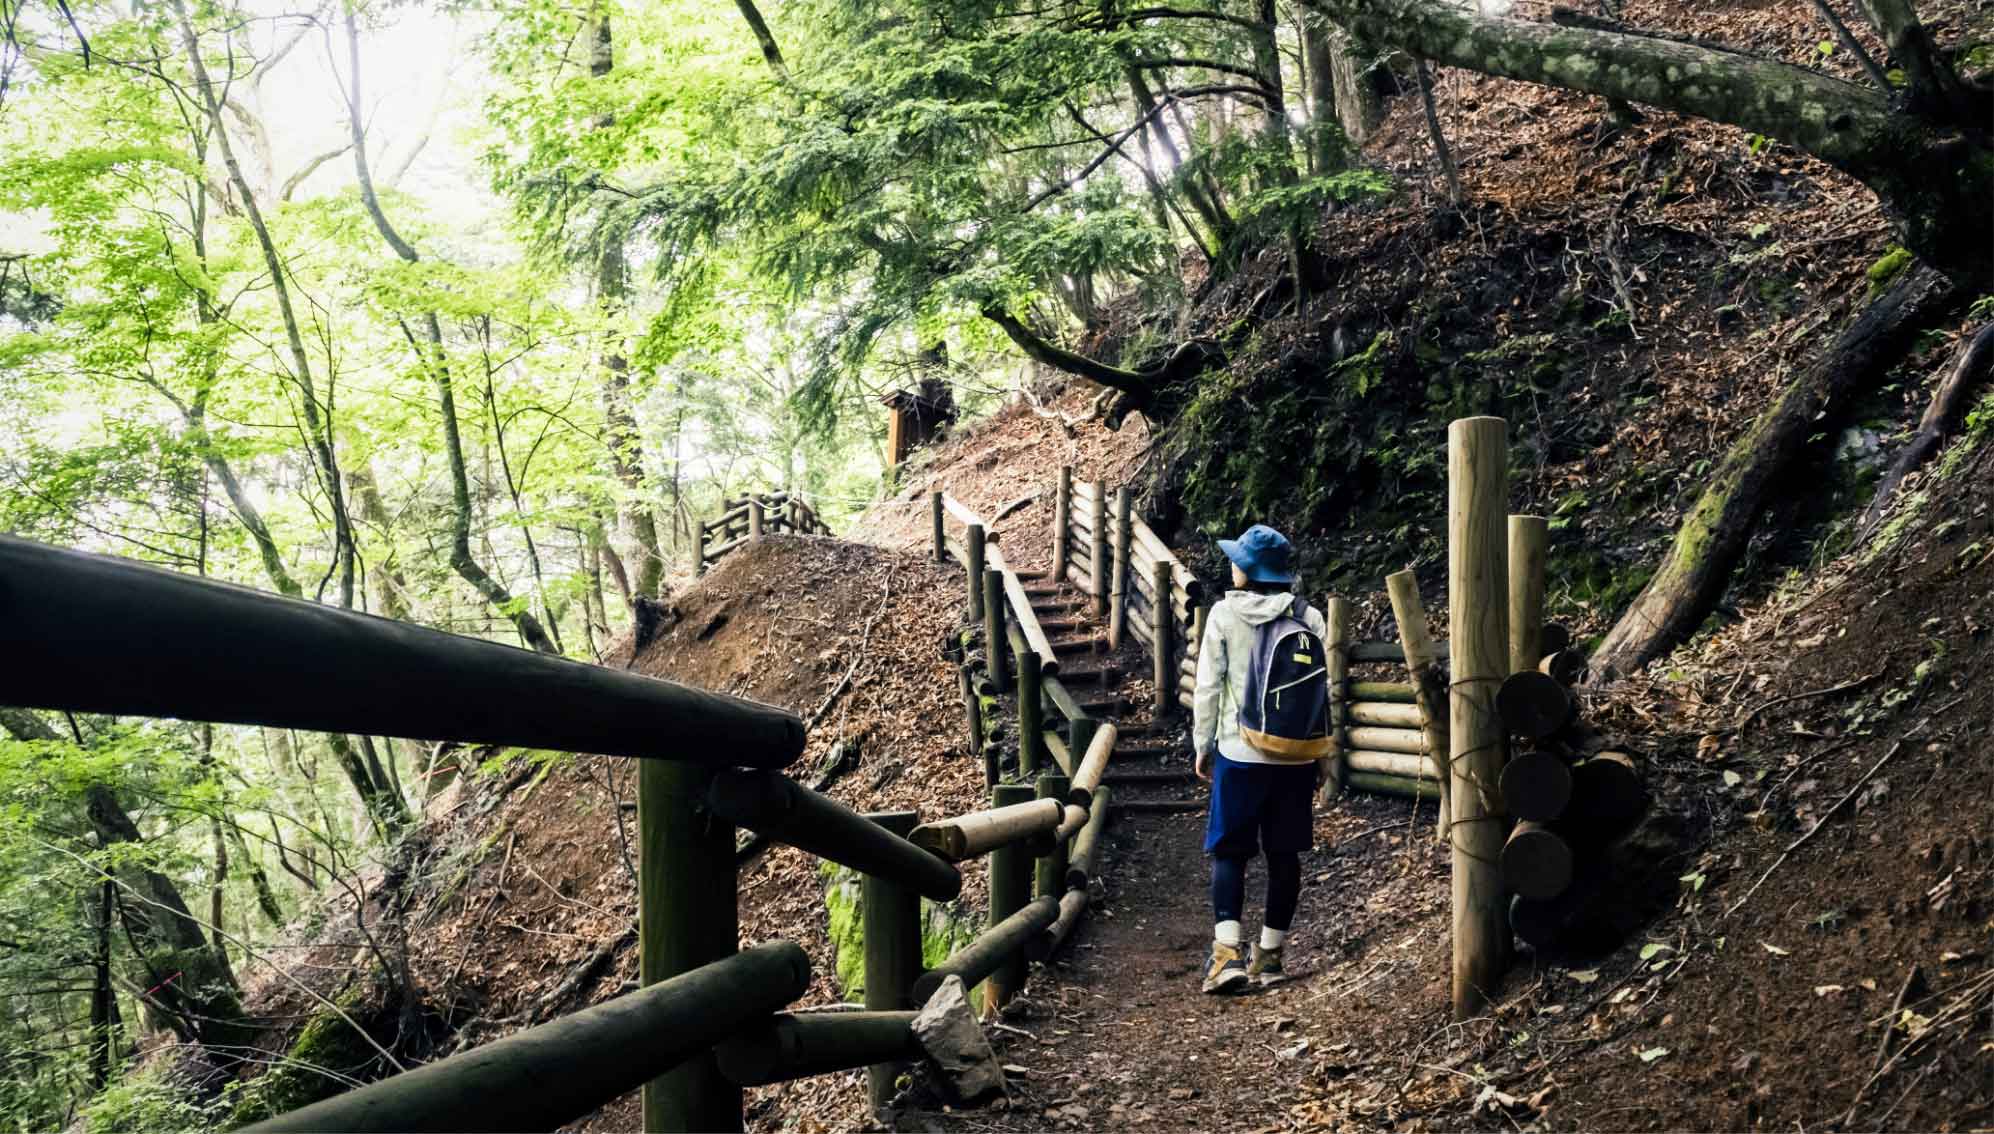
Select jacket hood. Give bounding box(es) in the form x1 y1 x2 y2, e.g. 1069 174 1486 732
1225 590 1300 625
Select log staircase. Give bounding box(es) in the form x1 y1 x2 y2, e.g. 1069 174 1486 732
1015 575 1204 819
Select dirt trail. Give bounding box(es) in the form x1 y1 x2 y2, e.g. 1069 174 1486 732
900 569 1453 1132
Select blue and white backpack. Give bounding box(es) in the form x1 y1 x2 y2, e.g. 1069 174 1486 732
1237 595 1333 761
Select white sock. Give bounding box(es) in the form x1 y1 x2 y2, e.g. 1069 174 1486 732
1260 927 1288 950
1214 920 1243 947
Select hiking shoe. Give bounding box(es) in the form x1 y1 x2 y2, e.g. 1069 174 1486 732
1202 942 1249 994
1248 943 1286 986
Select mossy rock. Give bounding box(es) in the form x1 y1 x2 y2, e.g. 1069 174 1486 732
819 861 978 1002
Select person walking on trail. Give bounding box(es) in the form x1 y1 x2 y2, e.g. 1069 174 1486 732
1192 524 1333 994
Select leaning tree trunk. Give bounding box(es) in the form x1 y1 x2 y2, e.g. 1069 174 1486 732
1858 321 1994 539
1589 267 1956 678
1294 0 1992 289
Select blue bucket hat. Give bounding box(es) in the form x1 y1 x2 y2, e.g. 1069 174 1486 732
1217 524 1295 585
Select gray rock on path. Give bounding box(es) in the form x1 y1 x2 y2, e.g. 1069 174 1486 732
911 975 1006 1104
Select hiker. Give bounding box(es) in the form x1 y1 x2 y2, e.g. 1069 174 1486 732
1192 524 1333 993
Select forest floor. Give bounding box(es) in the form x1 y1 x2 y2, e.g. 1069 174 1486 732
862 389 1991 1130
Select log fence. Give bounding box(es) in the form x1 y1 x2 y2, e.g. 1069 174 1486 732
697 491 834 572
0 532 1107 1131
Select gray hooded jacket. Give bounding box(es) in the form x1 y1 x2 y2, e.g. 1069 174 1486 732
1192 590 1328 765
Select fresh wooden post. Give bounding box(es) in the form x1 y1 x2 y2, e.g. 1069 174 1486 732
981 569 1009 695
1348 702 1424 728
1067 720 1119 805
1107 488 1132 647
1152 560 1173 716
1018 650 1044 777
748 498 765 541
1034 775 1071 899
1386 569 1453 840
1319 595 1352 803
863 811 921 1108
1088 479 1108 617
986 783 1036 1012
931 491 945 562
1507 515 1548 676
1066 717 1098 789
1346 771 1443 801
640 762 739 1132
1447 415 1511 1020
1052 466 1072 584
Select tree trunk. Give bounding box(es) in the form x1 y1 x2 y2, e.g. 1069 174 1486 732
0 708 253 1053
1294 0 1993 287
341 8 558 656
174 0 360 608
1590 267 1955 678
591 11 667 600
1326 27 1385 146
1858 321 1994 539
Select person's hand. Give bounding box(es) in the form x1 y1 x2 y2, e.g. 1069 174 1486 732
1194 749 1212 783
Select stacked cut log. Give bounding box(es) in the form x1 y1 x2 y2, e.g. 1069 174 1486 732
1494 635 1651 949
1328 633 1448 803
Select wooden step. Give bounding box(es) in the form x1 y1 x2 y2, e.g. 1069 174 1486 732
1060 661 1124 681
1110 800 1205 816
1113 743 1179 760
1038 617 1088 634
1104 771 1197 786
1078 698 1123 717
1047 634 1105 653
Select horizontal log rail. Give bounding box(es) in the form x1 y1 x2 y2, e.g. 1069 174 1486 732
0 536 806 769
241 943 812 1133
707 770 962 901
909 798 1064 862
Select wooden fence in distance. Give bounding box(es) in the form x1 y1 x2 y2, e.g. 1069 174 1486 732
697 491 833 572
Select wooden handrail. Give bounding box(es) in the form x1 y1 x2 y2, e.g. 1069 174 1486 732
0 536 805 770
937 493 1059 677
705 770 962 901
240 943 811 1133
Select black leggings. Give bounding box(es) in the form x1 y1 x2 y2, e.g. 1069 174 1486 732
1211 850 1301 932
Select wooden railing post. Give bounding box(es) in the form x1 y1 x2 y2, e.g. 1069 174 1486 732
1507 514 1547 675
748 498 765 541
931 492 945 562
1107 488 1132 648
985 783 1036 1012
1018 649 1043 778
966 523 986 622
1034 774 1071 899
1387 570 1453 840
1152 560 1173 716
695 523 708 576
1320 595 1351 804
1448 416 1511 1021
1088 479 1108 618
863 810 922 1109
639 761 740 1132
1052 467 1072 585
982 569 1009 695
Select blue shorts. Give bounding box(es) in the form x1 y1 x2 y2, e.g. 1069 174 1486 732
1204 754 1316 858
